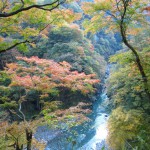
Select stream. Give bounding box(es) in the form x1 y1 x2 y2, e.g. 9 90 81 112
35 65 110 150
79 92 109 150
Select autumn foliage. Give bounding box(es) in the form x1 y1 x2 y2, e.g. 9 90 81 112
6 56 100 95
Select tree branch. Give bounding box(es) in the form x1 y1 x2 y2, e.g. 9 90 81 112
115 0 121 12
119 0 150 101
19 102 26 122
0 16 60 53
105 11 118 20
20 0 25 9
0 0 65 18
8 109 23 120
0 40 32 53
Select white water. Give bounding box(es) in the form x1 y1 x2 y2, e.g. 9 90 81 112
79 93 109 150
37 65 111 150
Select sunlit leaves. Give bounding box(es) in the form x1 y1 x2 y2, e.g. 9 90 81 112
106 31 150 149
46 9 82 27
82 0 149 35
82 13 107 34
109 51 134 65
107 107 144 150
0 0 81 53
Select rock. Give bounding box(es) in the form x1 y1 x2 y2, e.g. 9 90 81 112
96 140 109 150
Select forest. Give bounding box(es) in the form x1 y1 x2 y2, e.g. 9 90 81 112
0 0 150 150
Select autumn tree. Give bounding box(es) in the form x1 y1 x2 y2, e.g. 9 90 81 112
2 56 99 119
82 0 150 100
107 107 150 150
106 28 150 149
0 56 99 149
6 56 99 95
0 101 92 150
27 26 106 79
0 0 81 53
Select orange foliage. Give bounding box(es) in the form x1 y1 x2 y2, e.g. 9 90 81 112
6 56 100 94
142 6 150 15
143 6 150 12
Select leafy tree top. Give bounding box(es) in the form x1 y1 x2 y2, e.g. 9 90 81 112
82 0 149 34
0 0 81 53
5 56 100 94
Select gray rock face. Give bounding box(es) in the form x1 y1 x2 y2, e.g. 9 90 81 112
34 126 62 143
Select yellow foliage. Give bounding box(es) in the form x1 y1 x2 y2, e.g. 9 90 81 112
107 107 144 150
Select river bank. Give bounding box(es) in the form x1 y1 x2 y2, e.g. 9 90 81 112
34 65 110 150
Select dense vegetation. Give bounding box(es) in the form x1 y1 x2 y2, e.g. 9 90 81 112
106 27 150 150
0 0 150 150
0 27 105 149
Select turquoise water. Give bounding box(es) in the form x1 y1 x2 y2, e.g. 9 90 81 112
36 66 110 150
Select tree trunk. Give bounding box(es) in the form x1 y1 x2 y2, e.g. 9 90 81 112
120 24 150 101
26 128 32 150
15 140 22 150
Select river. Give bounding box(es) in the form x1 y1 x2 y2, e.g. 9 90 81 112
78 92 109 150
35 65 110 150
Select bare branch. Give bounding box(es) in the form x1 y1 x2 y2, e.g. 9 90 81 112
19 103 26 122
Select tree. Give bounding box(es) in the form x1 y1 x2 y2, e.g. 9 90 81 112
6 56 99 95
82 0 150 100
0 101 92 150
2 56 99 113
105 31 150 149
27 26 106 79
0 0 81 53
0 56 99 149
2 54 100 111
107 107 149 150
0 0 63 18
107 50 150 111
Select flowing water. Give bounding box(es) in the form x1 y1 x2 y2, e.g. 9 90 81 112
35 65 110 150
78 65 110 150
79 92 109 150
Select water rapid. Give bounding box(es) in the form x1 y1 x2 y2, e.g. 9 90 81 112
79 93 109 150
35 65 110 150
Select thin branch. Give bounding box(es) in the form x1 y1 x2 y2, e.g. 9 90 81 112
0 16 60 53
105 11 118 20
20 0 25 8
0 40 32 53
8 109 23 120
0 0 65 18
7 130 18 141
19 102 26 122
39 24 50 34
115 0 121 12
